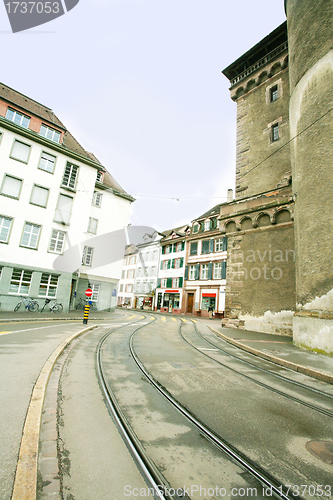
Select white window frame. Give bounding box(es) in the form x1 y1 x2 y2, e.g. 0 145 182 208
0 215 13 243
10 139 31 163
92 191 102 207
96 171 103 183
9 269 33 295
213 262 222 279
38 273 59 298
215 238 224 252
38 151 56 174
30 184 49 208
49 229 66 254
161 278 167 288
172 278 180 288
62 162 79 190
87 217 98 235
21 222 41 249
189 265 196 280
88 283 100 302
54 194 73 225
1 174 23 199
6 107 30 128
40 124 61 143
201 264 209 280
82 246 94 266
204 220 210 231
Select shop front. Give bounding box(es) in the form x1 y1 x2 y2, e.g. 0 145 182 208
200 291 217 318
135 295 153 310
157 290 182 314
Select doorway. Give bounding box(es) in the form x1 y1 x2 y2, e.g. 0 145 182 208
187 293 194 314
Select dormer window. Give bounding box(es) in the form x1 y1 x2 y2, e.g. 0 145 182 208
40 124 61 143
204 219 211 231
6 108 30 128
193 223 199 233
96 171 103 183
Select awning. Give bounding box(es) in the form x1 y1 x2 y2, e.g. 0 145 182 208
202 293 216 298
165 289 179 293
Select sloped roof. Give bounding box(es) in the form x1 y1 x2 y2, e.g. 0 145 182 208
192 203 223 222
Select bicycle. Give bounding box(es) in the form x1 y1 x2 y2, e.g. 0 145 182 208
75 297 94 310
14 295 39 312
40 298 63 314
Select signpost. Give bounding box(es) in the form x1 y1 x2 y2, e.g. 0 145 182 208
83 289 93 324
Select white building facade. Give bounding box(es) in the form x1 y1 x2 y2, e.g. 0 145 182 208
0 83 134 312
117 245 137 308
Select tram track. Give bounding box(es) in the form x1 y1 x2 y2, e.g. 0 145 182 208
178 320 333 419
95 314 319 500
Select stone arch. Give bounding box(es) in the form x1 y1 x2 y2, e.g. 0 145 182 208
235 86 245 99
282 55 289 69
269 61 282 77
225 221 237 234
240 217 253 231
255 212 271 228
245 79 256 92
275 209 292 224
257 71 268 85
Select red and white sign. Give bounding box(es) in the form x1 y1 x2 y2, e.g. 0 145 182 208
85 288 93 297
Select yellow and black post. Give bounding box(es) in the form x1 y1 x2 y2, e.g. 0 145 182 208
83 303 90 324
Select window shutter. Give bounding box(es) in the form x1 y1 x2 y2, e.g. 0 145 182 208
180 257 184 268
222 236 228 251
212 218 217 229
173 243 176 252
172 259 175 269
208 262 213 280
179 277 183 288
201 222 204 232
195 263 200 280
184 265 188 280
160 261 163 270
181 241 185 251
167 260 171 269
157 278 161 288
209 239 214 253
190 242 198 255
166 277 172 288
162 246 165 255
222 261 227 279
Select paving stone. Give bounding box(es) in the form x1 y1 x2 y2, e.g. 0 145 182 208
42 441 58 458
40 457 59 475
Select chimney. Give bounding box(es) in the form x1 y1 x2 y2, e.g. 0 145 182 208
227 189 233 203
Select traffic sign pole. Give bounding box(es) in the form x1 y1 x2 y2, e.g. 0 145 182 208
83 289 93 324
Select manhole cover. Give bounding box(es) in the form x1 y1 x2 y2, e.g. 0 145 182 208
306 440 333 464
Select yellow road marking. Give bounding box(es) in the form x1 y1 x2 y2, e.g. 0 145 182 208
161 317 166 321
192 320 198 323
150 317 155 320
0 331 11 335
128 315 137 319
171 318 177 321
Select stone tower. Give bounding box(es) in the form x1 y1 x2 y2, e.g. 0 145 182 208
285 0 333 353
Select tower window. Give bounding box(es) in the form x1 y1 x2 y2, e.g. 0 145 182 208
270 85 278 102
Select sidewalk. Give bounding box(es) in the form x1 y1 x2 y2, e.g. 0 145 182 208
1 309 332 384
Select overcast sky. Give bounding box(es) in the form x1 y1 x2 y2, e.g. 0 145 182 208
0 0 286 232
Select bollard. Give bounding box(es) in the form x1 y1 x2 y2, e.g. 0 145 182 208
83 304 90 324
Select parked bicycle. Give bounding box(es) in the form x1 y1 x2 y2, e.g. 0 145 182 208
40 298 63 314
14 295 39 312
75 297 93 310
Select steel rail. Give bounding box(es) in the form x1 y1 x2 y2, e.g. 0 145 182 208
96 315 186 500
179 321 333 419
129 326 301 500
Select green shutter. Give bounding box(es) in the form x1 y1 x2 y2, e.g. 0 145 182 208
208 262 213 280
190 242 198 255
184 265 188 280
180 257 184 267
209 239 214 253
222 236 228 252
222 261 227 279
173 243 176 252
162 246 165 255
172 259 175 269
179 277 183 288
202 241 209 254
213 218 217 229
160 261 163 270
201 222 204 232
157 278 161 288
167 260 171 269
166 277 172 288
181 241 185 251
195 263 200 280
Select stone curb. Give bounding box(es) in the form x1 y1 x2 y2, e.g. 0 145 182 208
209 326 333 385
0 317 112 323
11 325 98 500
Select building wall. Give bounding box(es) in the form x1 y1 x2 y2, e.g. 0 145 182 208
286 0 333 353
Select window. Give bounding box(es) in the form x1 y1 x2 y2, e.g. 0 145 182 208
54 194 73 224
189 265 196 280
174 258 182 269
215 238 227 252
62 162 79 189
162 260 169 270
193 223 199 233
176 242 183 252
40 124 61 143
165 245 171 254
82 246 94 266
172 278 180 288
204 220 211 231
201 264 209 279
127 269 135 279
6 108 30 128
161 278 167 288
0 215 13 243
1 175 22 199
49 230 66 254
9 269 33 295
96 171 103 183
87 217 98 235
21 222 41 249
151 266 156 276
88 283 100 302
213 263 222 279
201 240 210 254
11 140 31 163
125 284 133 293
38 273 59 298
38 151 56 173
270 85 278 102
130 256 136 265
30 185 49 208
119 284 124 292
92 191 102 207
272 123 279 142
190 242 198 255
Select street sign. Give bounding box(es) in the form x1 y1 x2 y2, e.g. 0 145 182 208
85 288 93 298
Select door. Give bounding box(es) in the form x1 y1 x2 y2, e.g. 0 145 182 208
187 293 194 313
